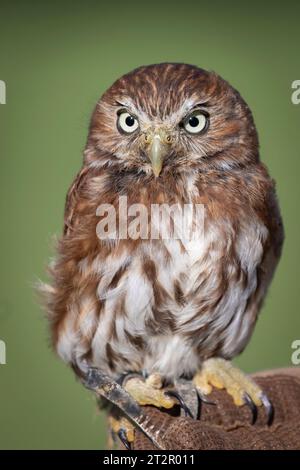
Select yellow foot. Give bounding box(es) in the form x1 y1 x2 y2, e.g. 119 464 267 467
109 373 194 449
108 415 135 449
193 358 273 423
109 374 177 448
124 373 176 409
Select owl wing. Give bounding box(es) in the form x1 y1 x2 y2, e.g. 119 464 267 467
265 188 284 260
256 185 284 296
238 181 284 345
63 165 90 235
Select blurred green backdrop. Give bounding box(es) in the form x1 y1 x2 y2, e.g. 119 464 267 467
0 0 299 450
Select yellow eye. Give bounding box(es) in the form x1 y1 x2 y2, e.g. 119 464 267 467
117 112 139 134
183 112 208 134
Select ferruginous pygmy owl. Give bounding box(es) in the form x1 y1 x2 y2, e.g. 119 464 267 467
41 63 283 447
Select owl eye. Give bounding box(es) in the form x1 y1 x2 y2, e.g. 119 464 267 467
183 111 209 134
117 111 139 134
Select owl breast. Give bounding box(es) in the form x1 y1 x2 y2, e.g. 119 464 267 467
56 210 269 381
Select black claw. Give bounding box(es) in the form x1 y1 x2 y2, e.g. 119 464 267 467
117 429 131 450
244 392 258 425
117 371 144 386
165 390 193 418
261 393 274 426
196 389 216 405
195 389 203 420
195 389 216 420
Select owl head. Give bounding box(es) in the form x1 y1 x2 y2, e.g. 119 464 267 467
85 63 259 178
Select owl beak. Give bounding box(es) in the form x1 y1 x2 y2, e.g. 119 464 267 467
145 131 171 177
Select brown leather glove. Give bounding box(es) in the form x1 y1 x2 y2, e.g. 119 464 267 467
132 368 300 450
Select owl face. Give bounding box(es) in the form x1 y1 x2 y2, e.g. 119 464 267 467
87 63 259 177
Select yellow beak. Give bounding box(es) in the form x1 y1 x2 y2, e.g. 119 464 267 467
145 130 171 177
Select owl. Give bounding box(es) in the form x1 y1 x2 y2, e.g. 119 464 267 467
41 63 283 448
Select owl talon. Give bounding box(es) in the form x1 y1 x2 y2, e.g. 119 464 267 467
196 389 216 406
165 390 193 418
261 393 274 426
117 429 131 450
108 416 135 449
243 392 258 425
119 371 144 385
193 358 270 423
124 374 193 417
124 374 176 409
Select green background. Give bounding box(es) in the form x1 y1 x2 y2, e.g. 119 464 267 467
0 0 299 449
